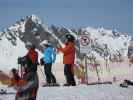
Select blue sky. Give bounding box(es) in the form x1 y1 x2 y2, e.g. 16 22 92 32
0 0 133 35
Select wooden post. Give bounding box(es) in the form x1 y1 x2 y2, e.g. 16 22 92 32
104 44 110 73
93 57 100 83
85 55 88 84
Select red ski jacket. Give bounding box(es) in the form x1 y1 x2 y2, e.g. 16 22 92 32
58 42 75 64
26 49 38 64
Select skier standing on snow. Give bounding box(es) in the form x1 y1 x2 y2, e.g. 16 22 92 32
58 34 76 86
15 43 39 100
41 40 57 86
24 43 39 100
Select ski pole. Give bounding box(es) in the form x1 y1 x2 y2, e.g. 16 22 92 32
85 55 88 84
105 57 110 73
38 65 46 81
18 64 23 78
93 58 100 82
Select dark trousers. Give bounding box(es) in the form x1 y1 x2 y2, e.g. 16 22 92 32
44 63 56 84
64 64 76 86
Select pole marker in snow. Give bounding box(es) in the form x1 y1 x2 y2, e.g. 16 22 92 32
79 34 92 54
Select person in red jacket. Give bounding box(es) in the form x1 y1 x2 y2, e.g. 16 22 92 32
58 34 76 86
23 43 39 100
25 43 38 72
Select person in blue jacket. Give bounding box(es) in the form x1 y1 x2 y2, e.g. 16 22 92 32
41 40 57 86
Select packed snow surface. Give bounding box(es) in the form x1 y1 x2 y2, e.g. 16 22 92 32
0 84 133 100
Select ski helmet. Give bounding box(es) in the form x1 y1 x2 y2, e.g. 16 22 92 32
40 40 49 46
25 42 35 49
65 34 75 42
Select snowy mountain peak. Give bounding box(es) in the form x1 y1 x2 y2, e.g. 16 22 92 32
0 15 44 69
0 14 132 70
31 14 42 25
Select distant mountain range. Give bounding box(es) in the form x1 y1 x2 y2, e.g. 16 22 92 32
0 15 132 69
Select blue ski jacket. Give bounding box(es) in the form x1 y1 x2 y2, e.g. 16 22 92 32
43 46 56 64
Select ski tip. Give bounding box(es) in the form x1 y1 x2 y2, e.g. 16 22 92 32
119 84 128 88
42 83 60 87
87 81 112 85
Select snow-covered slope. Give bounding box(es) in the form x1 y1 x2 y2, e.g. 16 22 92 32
78 27 131 61
1 84 133 100
0 35 27 71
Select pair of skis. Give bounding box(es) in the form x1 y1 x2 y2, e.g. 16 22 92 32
0 89 15 95
42 83 60 87
120 80 133 88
